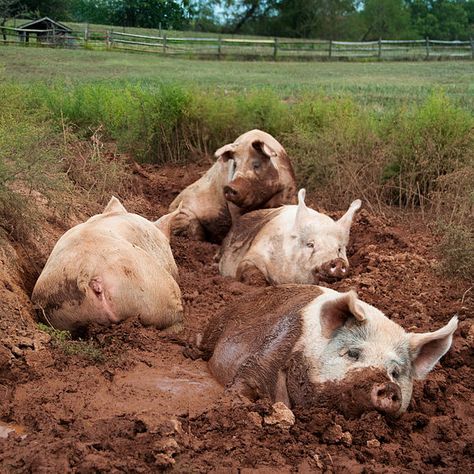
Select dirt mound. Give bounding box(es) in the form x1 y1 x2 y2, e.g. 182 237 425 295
0 162 473 473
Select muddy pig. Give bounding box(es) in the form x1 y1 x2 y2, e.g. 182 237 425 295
169 129 296 243
199 285 457 417
32 197 183 331
218 189 361 285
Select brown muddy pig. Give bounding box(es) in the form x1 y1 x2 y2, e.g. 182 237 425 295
169 129 296 243
218 189 361 285
199 285 457 417
32 197 183 331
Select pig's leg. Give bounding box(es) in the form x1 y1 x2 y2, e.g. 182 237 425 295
274 370 291 408
236 260 269 286
171 208 206 241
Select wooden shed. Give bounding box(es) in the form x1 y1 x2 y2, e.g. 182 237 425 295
17 17 73 45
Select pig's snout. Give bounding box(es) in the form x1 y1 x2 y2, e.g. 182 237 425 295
320 258 349 280
371 382 402 416
224 184 239 200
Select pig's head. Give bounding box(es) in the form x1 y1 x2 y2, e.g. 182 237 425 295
286 189 361 284
308 290 458 416
217 138 282 210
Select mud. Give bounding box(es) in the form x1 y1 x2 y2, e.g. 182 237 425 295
0 161 473 473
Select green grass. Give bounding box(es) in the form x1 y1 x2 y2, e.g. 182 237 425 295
0 46 473 109
37 323 105 362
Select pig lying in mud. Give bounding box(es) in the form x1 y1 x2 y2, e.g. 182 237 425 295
169 129 297 243
218 189 361 285
198 285 457 417
32 197 183 331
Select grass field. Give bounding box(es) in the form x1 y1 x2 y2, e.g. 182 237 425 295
1 46 473 109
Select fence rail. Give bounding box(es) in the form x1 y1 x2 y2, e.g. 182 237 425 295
1 25 472 61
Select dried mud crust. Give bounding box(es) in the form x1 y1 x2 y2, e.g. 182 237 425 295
0 162 472 473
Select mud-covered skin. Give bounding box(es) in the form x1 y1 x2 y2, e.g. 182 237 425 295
202 285 323 403
204 285 458 416
286 353 397 418
219 189 362 285
169 129 296 243
32 197 183 331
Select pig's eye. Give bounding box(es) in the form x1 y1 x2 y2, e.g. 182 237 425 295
252 161 261 170
391 368 400 380
306 242 314 249
347 349 361 361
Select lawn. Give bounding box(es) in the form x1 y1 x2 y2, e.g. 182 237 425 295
1 46 473 109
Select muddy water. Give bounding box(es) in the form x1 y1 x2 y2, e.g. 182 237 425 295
75 346 223 418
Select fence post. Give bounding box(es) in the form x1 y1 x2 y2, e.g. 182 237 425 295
84 23 89 47
273 37 278 61
328 39 332 59
425 36 430 59
217 36 222 60
378 37 382 60
163 34 167 54
471 37 474 60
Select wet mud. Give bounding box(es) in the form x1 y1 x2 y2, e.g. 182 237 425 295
0 161 472 473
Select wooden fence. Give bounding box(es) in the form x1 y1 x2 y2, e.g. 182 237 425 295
1 25 473 61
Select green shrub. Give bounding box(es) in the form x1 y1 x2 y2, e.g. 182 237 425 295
382 91 474 208
0 86 66 239
1 82 472 238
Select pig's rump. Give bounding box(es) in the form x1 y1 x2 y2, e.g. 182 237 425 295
32 240 183 331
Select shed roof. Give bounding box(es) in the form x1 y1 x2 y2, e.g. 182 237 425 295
18 17 72 32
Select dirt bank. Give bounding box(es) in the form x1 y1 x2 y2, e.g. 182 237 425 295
0 162 472 473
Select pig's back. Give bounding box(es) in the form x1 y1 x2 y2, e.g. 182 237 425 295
203 285 323 385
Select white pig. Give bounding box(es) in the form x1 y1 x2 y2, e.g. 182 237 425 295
32 197 183 331
198 285 458 417
218 189 361 285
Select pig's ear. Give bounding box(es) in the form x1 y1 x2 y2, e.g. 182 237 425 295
103 196 127 214
294 189 311 230
215 143 236 162
408 316 458 380
252 140 277 160
320 290 366 338
337 199 362 234
155 203 182 240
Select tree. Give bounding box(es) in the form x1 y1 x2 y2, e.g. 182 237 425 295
215 0 277 34
270 0 356 39
70 0 189 29
70 0 115 24
110 0 188 29
362 0 412 39
408 0 471 40
0 0 22 40
19 0 74 19
185 0 222 32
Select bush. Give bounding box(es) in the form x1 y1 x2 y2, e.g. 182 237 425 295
0 86 66 239
2 83 472 260
0 84 131 240
382 91 473 208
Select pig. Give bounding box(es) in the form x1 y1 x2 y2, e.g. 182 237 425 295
218 189 361 285
198 285 457 417
169 129 297 243
32 197 183 331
